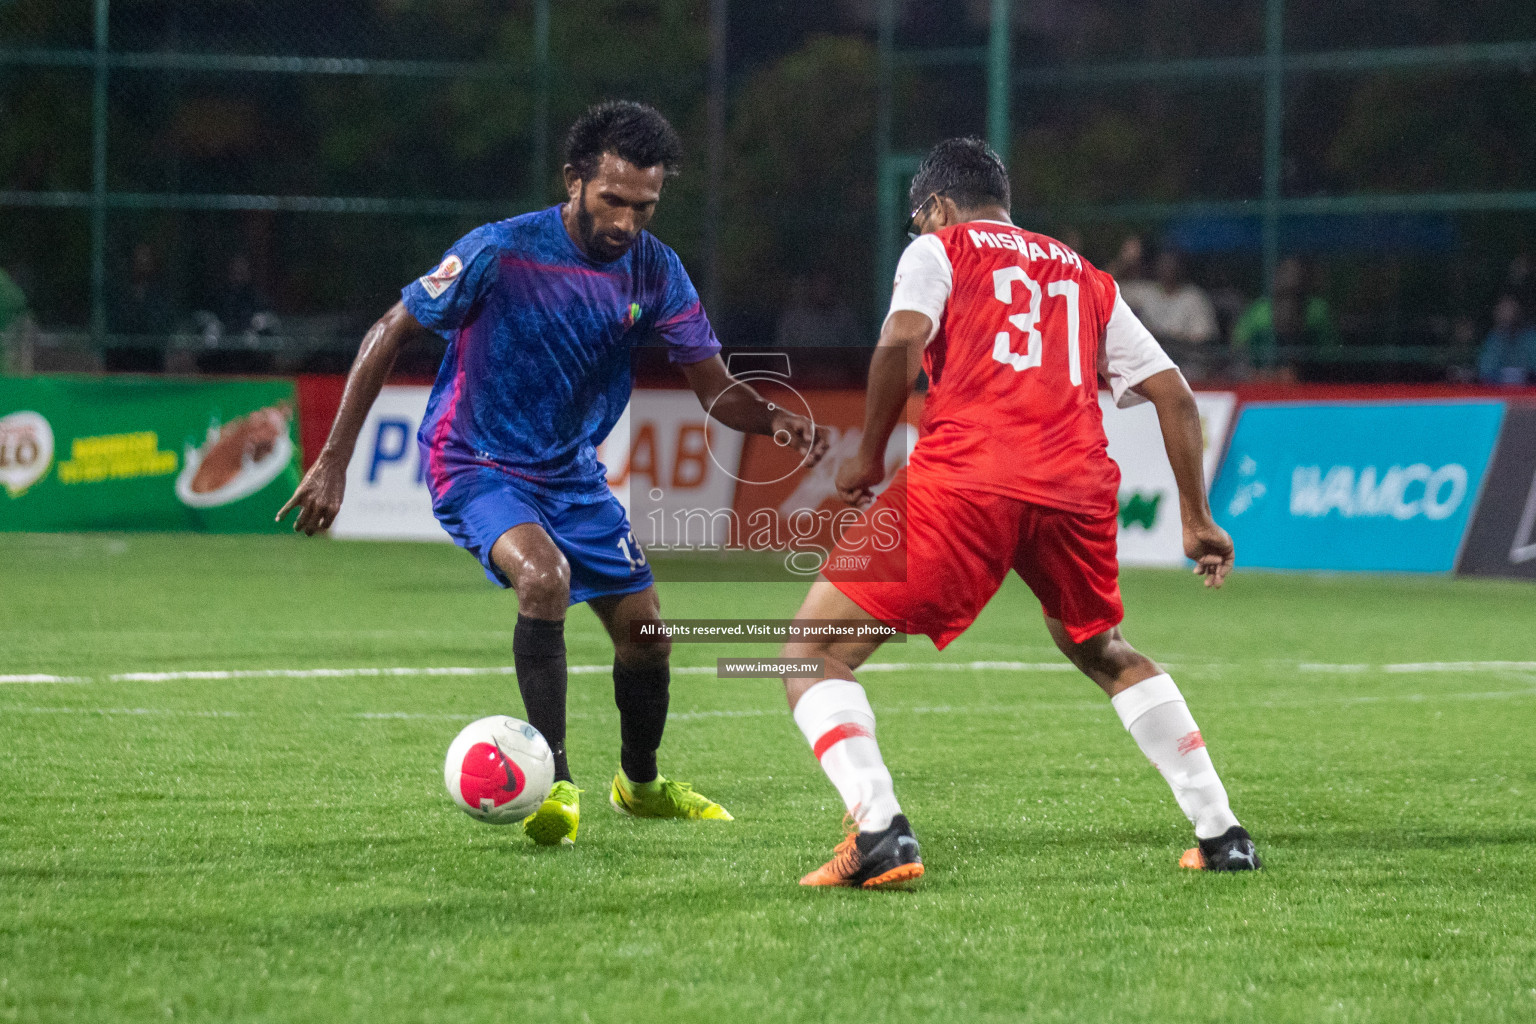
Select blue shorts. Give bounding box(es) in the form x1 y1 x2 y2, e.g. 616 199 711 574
425 450 653 605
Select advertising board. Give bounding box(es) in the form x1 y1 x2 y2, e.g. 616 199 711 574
1101 392 1236 566
321 382 1239 573
328 386 444 541
1210 401 1505 572
1 377 300 533
328 386 746 549
1455 404 1536 580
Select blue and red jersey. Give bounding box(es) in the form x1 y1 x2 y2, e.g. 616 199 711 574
402 204 720 503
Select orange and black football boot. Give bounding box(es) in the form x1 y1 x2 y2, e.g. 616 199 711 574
800 814 924 889
1179 825 1262 871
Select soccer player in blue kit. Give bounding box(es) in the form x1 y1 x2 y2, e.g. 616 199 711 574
280 101 827 845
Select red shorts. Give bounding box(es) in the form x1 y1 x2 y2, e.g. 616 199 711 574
824 468 1124 649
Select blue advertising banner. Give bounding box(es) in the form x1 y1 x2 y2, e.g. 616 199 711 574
1210 401 1506 572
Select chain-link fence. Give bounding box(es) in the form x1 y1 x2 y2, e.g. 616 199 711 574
1 0 712 375
877 0 1536 383
4 0 1536 384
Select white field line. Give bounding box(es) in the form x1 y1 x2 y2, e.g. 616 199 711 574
8 707 243 717
106 664 713 682
860 661 1077 673
1327 689 1536 704
356 709 599 722
98 660 1085 683
0 674 89 684
15 686 1536 723
1382 661 1536 673
1289 662 1536 674
110 666 523 682
0 659 1530 688
355 711 495 721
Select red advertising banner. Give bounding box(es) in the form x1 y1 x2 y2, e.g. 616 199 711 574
729 391 925 552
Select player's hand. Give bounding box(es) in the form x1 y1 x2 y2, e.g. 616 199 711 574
835 452 886 508
770 408 830 469
1184 517 1234 589
276 453 347 536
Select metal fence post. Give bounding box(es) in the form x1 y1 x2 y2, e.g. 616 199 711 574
1262 0 1284 302
532 0 550 200
875 0 896 324
704 0 727 316
988 0 1011 162
90 0 109 349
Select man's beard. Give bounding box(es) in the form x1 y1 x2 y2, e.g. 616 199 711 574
575 183 635 262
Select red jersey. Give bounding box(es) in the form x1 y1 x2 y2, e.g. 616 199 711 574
888 220 1172 517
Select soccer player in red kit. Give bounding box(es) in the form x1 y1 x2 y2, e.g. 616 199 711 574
781 138 1260 888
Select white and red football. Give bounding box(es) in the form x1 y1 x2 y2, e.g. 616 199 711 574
443 716 554 824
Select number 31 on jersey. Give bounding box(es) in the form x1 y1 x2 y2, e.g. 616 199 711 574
991 267 1081 386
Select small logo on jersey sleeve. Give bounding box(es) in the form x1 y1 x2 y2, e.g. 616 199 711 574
622 302 642 330
420 254 464 299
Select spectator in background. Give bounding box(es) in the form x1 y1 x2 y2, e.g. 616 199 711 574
1104 234 1147 284
1203 264 1249 361
1477 294 1536 386
1119 248 1219 379
196 254 276 375
775 273 861 348
1057 225 1086 260
1503 252 1536 312
1120 250 1218 345
1 265 34 375
1233 257 1340 381
105 242 173 373
214 254 273 336
0 267 26 336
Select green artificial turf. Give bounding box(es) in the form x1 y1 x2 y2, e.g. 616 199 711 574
2 533 1534 1023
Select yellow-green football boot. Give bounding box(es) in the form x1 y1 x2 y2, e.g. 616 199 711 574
609 770 733 821
522 780 581 845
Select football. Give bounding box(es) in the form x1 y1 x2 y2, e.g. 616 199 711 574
443 716 555 824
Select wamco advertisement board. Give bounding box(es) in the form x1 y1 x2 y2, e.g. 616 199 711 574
1210 400 1505 572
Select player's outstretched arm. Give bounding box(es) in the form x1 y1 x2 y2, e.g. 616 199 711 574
835 311 929 507
680 354 829 467
276 301 425 535
1132 367 1234 588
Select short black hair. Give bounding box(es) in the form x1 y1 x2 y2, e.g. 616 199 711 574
908 137 1010 213
565 100 683 180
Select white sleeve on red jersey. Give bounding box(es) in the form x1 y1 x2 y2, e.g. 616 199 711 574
884 233 952 345
1102 283 1179 408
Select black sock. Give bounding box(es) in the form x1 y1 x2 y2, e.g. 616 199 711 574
513 614 570 783
613 658 669 784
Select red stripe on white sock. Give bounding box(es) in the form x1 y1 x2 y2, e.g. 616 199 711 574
1176 730 1206 755
812 722 872 760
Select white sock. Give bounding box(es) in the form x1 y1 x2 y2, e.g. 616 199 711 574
793 679 901 832
1111 674 1240 840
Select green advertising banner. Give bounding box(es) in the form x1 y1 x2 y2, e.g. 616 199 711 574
0 377 301 533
